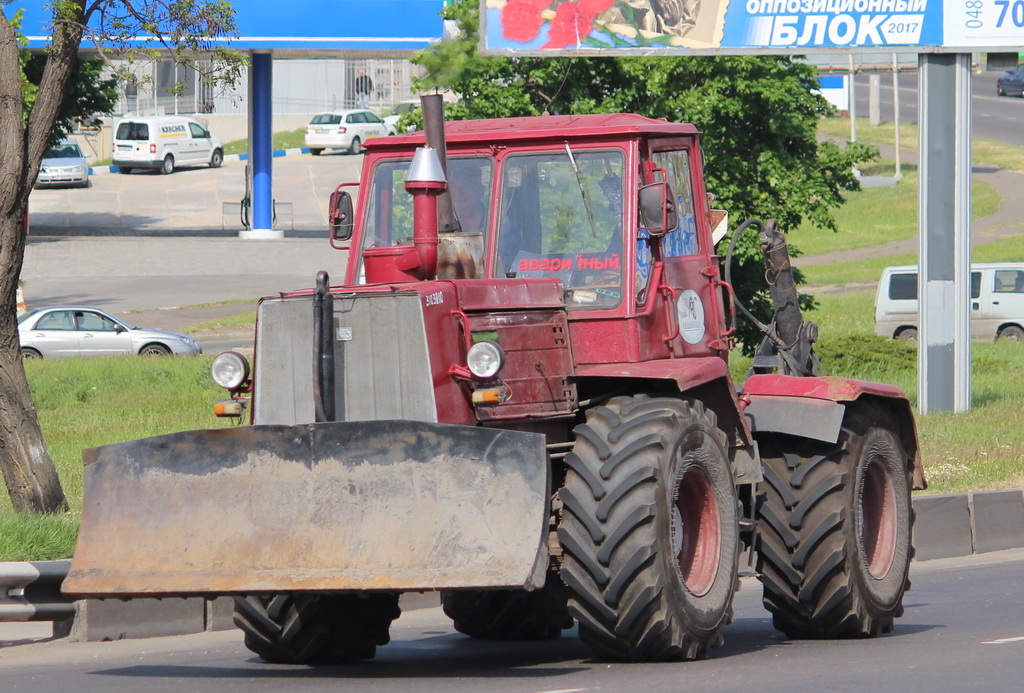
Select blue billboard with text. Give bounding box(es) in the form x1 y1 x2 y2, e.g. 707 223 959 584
482 0 1017 53
13 0 446 51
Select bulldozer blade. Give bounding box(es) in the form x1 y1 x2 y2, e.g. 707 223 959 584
64 421 550 598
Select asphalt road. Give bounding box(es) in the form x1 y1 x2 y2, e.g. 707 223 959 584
2 549 1023 692
851 69 1023 145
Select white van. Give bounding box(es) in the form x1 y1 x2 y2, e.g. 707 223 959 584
113 116 224 174
875 263 1024 341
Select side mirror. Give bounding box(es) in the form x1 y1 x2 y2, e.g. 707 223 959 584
638 182 679 237
328 190 354 241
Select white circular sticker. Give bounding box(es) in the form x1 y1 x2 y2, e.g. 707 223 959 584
677 289 706 345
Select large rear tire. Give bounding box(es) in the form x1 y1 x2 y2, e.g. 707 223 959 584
756 404 913 639
441 571 573 640
233 592 400 664
558 395 740 662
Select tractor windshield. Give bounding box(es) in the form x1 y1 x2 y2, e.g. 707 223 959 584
495 149 625 307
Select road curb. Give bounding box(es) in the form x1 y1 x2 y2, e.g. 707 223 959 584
88 147 309 175
913 488 1024 561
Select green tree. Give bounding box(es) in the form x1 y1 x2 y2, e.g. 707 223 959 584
0 2 242 514
23 55 120 145
413 0 876 351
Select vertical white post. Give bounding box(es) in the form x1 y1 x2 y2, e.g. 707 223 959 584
918 54 972 413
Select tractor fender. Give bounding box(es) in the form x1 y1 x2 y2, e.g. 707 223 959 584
741 374 925 490
573 357 752 450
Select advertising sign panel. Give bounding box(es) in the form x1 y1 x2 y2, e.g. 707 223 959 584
482 0 1024 53
13 1 445 51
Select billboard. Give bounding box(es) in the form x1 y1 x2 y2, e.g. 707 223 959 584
13 1 446 52
481 0 1024 53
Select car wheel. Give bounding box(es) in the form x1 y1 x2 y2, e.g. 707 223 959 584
119 166 133 174
895 327 917 343
310 148 323 156
210 149 223 168
160 155 174 175
139 343 172 356
349 137 362 156
997 325 1024 341
20 347 42 359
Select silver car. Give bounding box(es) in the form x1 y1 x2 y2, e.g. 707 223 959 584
18 306 201 358
36 139 90 188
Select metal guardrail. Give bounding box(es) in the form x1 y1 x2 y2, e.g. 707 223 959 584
0 560 75 622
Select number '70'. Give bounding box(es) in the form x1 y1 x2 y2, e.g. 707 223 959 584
996 0 1024 27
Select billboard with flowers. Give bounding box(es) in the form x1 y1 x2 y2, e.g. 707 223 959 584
482 0 1024 53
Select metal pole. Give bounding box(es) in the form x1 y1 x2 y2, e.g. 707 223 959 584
869 74 881 127
849 55 857 143
917 54 972 413
242 51 282 239
893 54 902 181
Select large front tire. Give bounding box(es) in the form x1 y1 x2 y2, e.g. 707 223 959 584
558 395 740 662
756 404 913 639
233 593 400 664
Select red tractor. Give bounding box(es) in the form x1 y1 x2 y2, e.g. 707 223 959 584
66 98 925 664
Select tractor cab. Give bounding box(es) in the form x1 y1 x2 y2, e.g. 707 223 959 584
333 113 732 365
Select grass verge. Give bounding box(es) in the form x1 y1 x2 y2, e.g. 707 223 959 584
0 356 232 558
788 164 1000 258
223 128 306 156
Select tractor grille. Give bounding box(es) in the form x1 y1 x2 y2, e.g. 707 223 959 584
253 293 437 425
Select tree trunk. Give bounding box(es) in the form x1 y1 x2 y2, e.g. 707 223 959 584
0 292 67 513
0 7 82 513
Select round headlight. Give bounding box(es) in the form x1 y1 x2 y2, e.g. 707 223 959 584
211 351 250 389
467 340 505 379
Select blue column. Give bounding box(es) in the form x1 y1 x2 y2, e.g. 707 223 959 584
243 51 281 238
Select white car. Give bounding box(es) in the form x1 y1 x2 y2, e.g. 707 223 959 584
304 109 395 156
18 306 202 358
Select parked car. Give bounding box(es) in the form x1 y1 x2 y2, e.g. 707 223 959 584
18 306 202 358
997 70 1024 97
36 138 89 188
875 263 1024 342
113 115 224 175
383 99 421 132
304 109 395 156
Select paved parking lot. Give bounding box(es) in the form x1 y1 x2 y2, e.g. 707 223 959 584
23 152 363 315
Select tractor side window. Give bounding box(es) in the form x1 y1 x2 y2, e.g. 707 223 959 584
651 150 698 256
496 149 625 308
363 158 414 253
